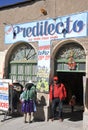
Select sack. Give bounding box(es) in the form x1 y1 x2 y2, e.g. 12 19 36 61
33 101 37 112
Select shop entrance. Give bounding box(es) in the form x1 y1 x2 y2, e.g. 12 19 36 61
57 72 85 105
53 42 86 120
56 72 85 121
54 42 86 106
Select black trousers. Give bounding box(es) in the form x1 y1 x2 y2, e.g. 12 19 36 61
51 98 63 119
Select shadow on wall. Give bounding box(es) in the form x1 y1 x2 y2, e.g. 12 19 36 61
85 78 88 109
34 95 47 121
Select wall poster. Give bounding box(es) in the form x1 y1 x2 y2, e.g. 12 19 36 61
36 41 50 93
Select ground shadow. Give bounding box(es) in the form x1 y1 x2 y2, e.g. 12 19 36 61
63 110 83 121
48 105 83 122
63 105 83 121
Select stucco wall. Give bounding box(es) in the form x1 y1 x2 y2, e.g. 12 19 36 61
0 51 7 78
0 0 88 127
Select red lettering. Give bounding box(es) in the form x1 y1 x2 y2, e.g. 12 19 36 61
39 45 50 50
38 55 44 60
0 102 9 109
45 55 50 60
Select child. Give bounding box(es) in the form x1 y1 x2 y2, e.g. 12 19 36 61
69 95 76 112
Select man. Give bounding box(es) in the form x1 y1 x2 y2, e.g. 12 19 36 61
49 76 67 122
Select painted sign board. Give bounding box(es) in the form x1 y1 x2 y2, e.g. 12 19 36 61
5 12 87 44
0 79 12 111
0 82 9 111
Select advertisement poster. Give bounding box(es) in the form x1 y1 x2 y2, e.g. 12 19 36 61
0 81 9 111
36 41 50 93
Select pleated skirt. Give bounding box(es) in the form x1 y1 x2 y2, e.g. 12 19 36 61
21 100 34 113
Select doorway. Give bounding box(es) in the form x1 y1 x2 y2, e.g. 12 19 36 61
56 72 85 121
57 72 85 105
53 42 86 120
54 42 86 105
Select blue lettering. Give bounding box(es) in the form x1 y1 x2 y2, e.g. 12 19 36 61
13 16 84 38
14 26 21 37
26 27 32 37
39 22 44 36
44 21 48 35
0 82 3 85
0 94 8 101
65 17 73 33
56 22 64 34
48 23 55 35
32 23 39 36
73 20 84 32
21 27 27 37
38 50 49 55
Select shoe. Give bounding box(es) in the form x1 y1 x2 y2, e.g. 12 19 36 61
29 121 32 123
24 121 27 123
51 118 54 121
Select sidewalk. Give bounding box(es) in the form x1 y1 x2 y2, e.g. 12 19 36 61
0 113 83 130
0 105 83 130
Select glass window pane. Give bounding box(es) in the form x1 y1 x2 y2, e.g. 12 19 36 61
79 63 85 70
25 64 31 74
64 63 69 70
57 64 62 70
11 64 17 74
32 64 37 75
18 64 24 74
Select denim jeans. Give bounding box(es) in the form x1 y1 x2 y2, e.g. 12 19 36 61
51 98 63 119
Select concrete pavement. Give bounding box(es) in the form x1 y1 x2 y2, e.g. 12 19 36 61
0 112 83 130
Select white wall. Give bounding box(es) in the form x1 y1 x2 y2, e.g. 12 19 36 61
0 51 7 78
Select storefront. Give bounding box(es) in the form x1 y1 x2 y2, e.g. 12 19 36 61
0 10 88 128
51 41 85 104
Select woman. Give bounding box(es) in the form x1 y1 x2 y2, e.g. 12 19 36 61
20 81 36 123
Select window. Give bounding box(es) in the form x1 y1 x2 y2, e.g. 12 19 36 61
55 43 86 72
9 43 37 85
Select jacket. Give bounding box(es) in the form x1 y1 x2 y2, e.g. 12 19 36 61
49 83 67 100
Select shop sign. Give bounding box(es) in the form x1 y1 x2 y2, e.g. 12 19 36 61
5 12 87 44
0 81 9 111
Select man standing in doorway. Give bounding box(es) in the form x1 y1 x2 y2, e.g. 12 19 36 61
49 76 67 122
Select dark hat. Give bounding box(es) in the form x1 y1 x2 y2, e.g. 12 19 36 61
72 95 76 99
25 80 34 89
53 76 59 81
12 80 23 89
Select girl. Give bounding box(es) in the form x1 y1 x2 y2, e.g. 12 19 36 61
69 95 76 112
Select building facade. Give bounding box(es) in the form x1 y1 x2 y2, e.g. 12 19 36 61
0 0 88 129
